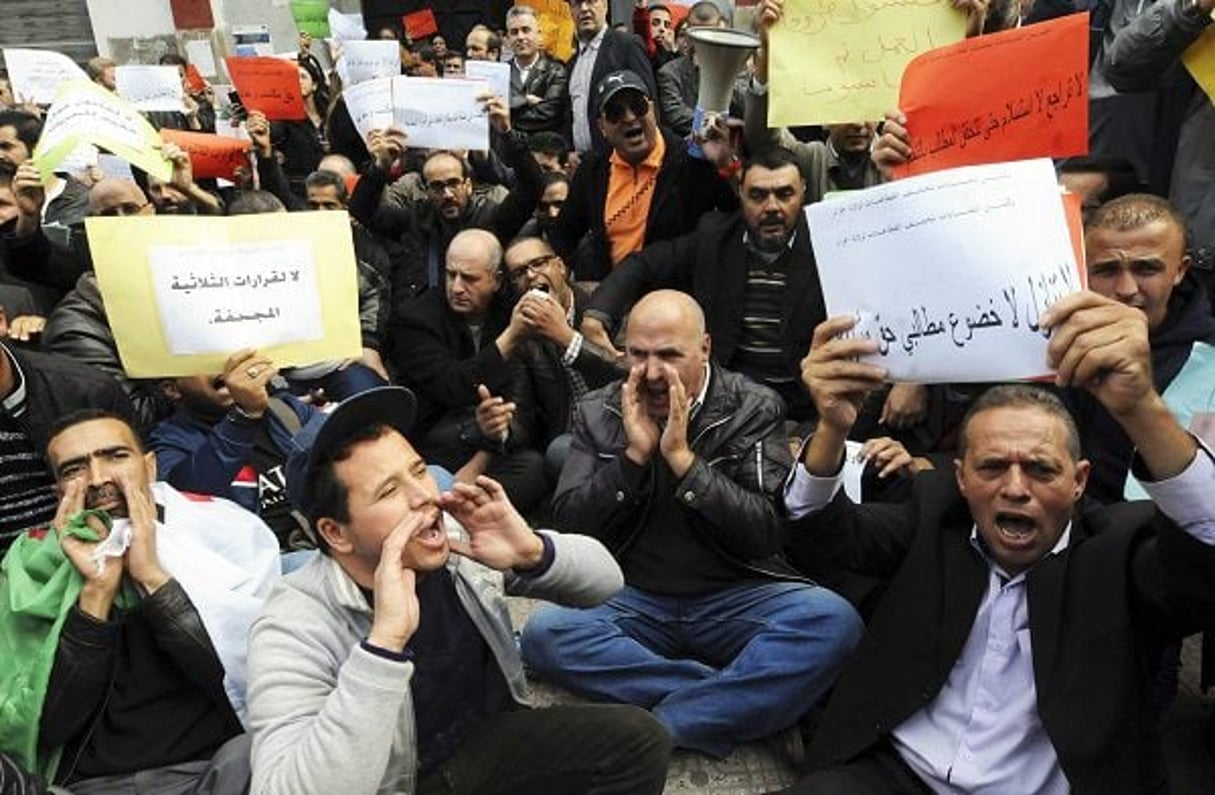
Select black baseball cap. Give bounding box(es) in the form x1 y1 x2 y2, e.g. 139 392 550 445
594 69 650 113
284 386 417 519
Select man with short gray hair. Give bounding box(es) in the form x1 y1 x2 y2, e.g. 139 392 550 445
505 5 568 135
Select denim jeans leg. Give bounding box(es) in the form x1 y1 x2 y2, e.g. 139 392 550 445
520 586 714 708
652 581 864 757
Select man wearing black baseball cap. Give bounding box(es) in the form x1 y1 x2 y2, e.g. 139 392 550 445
244 386 670 794
548 68 739 282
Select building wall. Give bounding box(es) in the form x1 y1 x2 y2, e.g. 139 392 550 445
0 0 98 65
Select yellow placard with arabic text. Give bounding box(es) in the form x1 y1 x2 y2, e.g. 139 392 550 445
86 212 362 378
769 0 967 125
1181 15 1215 105
32 80 171 183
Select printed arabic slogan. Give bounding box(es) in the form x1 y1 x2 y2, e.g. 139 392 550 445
893 12 1089 178
807 158 1084 383
159 129 251 181
86 212 362 377
224 56 307 121
768 0 967 126
32 81 171 183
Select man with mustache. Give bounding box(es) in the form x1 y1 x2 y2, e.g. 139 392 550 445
777 292 1215 793
0 306 132 551
347 94 541 304
1 409 279 792
246 386 670 794
548 69 738 281
581 147 826 420
521 290 863 759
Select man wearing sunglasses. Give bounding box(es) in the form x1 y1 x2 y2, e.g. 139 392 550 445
548 69 738 282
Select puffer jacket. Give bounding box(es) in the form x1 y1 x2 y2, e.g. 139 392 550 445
553 364 807 582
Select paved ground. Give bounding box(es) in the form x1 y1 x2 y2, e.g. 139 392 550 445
511 598 1215 794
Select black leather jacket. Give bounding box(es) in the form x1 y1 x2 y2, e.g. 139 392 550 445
40 580 241 783
553 365 807 582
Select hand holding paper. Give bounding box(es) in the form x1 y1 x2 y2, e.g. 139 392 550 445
224 57 307 121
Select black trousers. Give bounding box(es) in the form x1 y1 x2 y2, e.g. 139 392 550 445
776 738 934 795
416 704 671 795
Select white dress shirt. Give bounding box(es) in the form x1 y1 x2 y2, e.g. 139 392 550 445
569 28 606 153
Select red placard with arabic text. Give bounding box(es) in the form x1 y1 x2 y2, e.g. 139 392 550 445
403 9 439 41
224 56 306 121
160 129 251 181
893 13 1089 179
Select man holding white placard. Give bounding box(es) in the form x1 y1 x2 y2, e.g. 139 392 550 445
348 92 541 305
779 292 1215 793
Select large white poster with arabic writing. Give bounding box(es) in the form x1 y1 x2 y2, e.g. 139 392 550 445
149 240 323 355
807 158 1081 383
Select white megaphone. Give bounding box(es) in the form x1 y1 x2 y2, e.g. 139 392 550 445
686 27 760 140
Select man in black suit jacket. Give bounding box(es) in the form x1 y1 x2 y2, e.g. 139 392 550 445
565 0 656 153
505 6 568 136
580 147 822 420
390 230 547 512
779 293 1215 794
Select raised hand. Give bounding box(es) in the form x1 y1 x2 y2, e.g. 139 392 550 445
658 364 695 478
245 111 273 158
519 290 573 346
474 384 515 443
222 348 277 418
622 364 660 465
880 383 928 430
479 93 511 134
55 478 123 620
1041 291 1152 416
367 128 408 172
118 471 168 596
801 315 887 436
441 476 544 570
367 513 429 652
872 110 911 176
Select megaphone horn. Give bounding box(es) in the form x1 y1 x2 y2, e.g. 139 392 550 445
687 28 760 116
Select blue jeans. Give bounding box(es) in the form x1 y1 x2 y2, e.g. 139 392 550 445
520 581 863 757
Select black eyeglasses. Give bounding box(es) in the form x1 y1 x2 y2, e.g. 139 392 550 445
602 92 649 124
426 177 467 195
506 254 557 281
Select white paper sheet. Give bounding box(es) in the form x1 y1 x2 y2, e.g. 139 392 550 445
391 76 489 151
341 77 395 141
116 65 185 112
3 48 90 105
149 240 324 354
463 60 511 102
806 158 1080 383
338 40 400 86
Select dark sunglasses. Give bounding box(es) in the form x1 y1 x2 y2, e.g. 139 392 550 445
602 92 649 124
